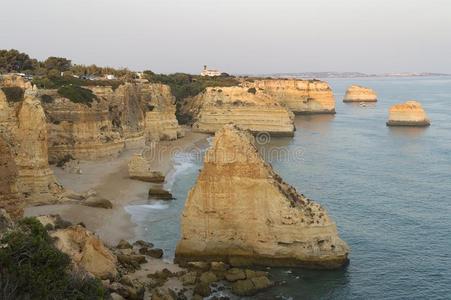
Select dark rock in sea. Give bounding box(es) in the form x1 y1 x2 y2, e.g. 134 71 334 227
139 247 164 258
148 187 174 200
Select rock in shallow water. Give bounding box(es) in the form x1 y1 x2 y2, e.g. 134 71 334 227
387 100 431 127
175 124 349 268
148 187 174 200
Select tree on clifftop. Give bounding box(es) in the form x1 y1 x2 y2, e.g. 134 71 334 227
0 49 37 73
44 56 72 73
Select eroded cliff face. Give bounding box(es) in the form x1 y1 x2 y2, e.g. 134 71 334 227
175 125 349 268
42 82 182 161
0 90 63 212
244 79 336 114
141 83 184 141
182 87 295 136
387 100 430 126
343 85 377 102
42 89 124 162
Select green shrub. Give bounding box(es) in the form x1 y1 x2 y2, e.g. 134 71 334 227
57 85 97 106
247 87 257 94
0 218 105 300
1 87 24 102
40 94 54 103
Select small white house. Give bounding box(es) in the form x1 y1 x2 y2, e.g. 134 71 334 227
106 74 116 80
200 65 221 77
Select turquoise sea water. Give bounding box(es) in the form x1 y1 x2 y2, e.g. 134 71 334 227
126 77 451 299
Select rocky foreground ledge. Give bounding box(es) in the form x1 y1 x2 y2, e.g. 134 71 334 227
175 124 349 269
387 100 431 127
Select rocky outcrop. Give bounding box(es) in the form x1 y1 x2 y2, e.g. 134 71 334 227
0 74 33 90
182 87 295 136
52 225 118 279
128 153 164 182
175 124 349 269
244 79 336 114
343 85 377 102
141 83 184 141
387 100 430 126
0 90 63 211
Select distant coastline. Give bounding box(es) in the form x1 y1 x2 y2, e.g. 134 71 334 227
242 72 451 79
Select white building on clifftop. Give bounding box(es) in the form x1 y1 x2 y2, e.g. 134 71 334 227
200 65 221 77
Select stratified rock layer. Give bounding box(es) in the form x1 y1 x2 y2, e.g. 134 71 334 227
175 125 349 269
244 79 336 114
141 83 184 141
40 82 183 161
0 90 63 214
183 87 294 136
343 85 377 102
387 100 430 126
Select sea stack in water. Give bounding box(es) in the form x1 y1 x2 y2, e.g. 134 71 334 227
175 124 349 269
343 85 377 102
387 100 430 126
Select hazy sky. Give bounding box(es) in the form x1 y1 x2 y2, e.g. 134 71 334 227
1 0 450 74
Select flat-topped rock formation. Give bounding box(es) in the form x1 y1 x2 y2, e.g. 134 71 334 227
175 124 349 269
343 85 377 102
0 90 63 215
387 100 430 127
128 153 164 182
182 86 295 136
141 83 184 141
244 79 336 114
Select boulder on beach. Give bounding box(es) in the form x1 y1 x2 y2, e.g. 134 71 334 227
175 124 349 269
51 225 118 279
128 154 165 182
343 85 377 102
387 100 430 127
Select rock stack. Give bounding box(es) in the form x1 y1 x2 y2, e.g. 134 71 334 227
387 100 430 126
343 85 377 102
175 124 349 269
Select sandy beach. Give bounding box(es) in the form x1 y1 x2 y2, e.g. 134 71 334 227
25 128 208 247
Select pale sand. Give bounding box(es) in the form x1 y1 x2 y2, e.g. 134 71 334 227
25 129 208 247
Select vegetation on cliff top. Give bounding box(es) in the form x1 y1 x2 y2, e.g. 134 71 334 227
57 85 97 106
0 218 105 300
143 71 240 101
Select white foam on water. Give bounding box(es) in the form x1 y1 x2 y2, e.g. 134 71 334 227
164 152 198 190
125 201 169 213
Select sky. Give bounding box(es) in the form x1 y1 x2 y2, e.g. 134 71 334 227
1 0 450 74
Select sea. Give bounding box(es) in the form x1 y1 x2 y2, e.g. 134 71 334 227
125 76 451 299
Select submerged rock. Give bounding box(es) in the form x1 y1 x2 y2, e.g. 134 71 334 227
343 85 377 102
231 276 273 296
175 124 349 269
387 100 430 127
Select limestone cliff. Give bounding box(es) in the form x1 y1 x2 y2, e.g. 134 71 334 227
244 79 336 114
343 85 377 102
0 90 63 212
0 74 33 90
182 87 294 136
41 89 125 162
175 125 349 268
387 100 430 126
141 83 184 141
41 82 182 161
